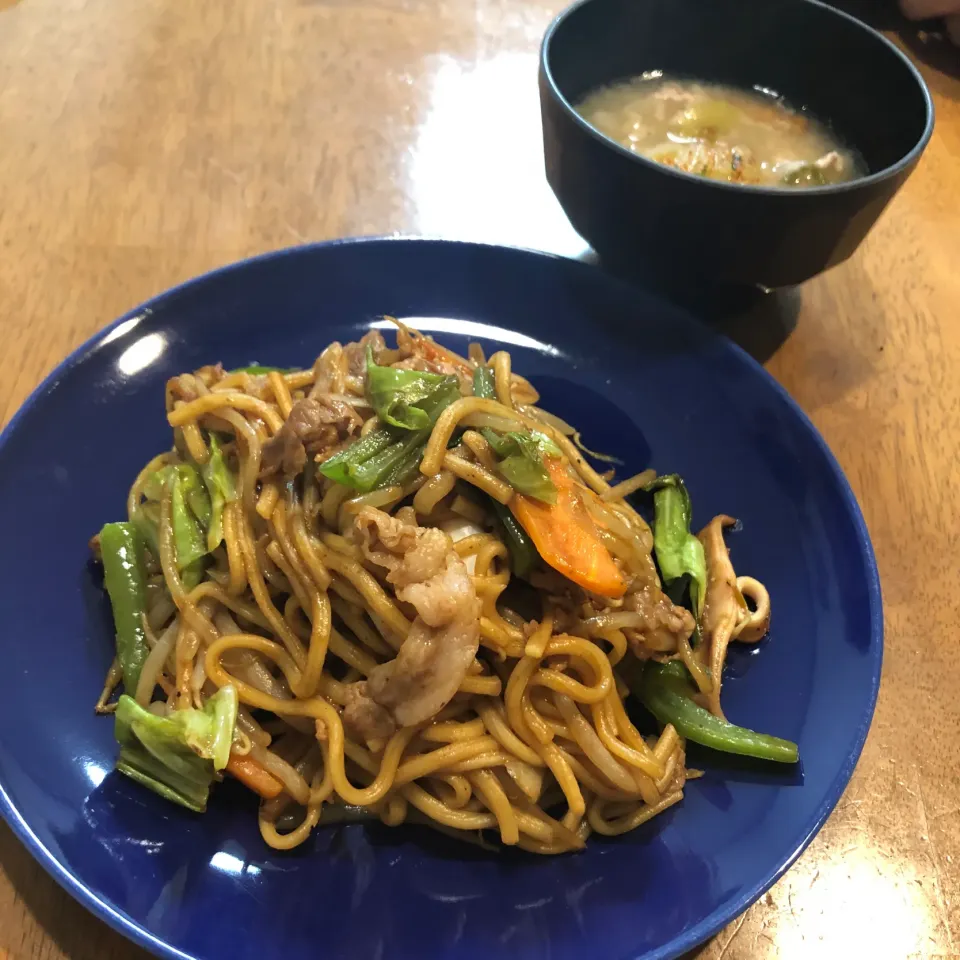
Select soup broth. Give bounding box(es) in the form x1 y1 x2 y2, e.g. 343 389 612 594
577 77 861 188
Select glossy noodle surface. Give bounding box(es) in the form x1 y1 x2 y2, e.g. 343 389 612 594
92 322 785 854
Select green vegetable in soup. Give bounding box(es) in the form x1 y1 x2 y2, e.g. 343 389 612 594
781 164 827 187
669 99 739 141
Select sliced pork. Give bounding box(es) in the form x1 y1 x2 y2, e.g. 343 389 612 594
342 508 481 739
260 397 361 478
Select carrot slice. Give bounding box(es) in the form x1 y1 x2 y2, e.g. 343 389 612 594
510 458 627 599
226 753 284 799
419 338 473 374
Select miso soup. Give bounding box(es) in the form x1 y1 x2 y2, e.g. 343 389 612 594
576 77 861 188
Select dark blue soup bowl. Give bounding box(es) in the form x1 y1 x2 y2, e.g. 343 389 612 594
539 0 934 287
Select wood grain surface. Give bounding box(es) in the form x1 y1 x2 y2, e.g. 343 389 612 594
1 1 958 958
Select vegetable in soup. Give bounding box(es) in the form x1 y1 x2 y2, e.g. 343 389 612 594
577 77 860 187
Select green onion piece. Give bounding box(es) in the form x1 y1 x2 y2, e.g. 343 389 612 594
473 366 496 400
473 368 561 502
380 437 430 489
636 661 799 763
491 500 538 577
318 427 397 487
320 377 461 492
348 432 426 493
482 431 558 504
366 346 459 431
470 372 541 573
644 474 707 618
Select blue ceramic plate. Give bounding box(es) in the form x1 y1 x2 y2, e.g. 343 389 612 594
0 239 881 960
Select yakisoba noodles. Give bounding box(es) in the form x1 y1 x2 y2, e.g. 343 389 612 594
92 321 794 856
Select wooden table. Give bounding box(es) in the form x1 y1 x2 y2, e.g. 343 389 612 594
1 1 958 957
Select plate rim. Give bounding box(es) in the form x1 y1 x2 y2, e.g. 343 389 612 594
0 236 883 960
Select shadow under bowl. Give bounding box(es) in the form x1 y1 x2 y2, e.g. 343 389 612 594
539 0 934 288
